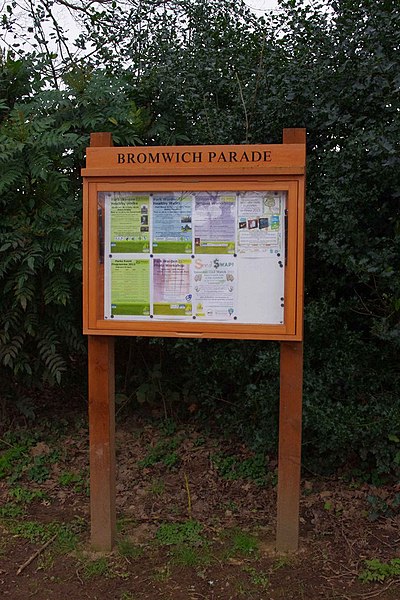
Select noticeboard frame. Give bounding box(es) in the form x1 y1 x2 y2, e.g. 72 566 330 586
82 142 305 342
82 130 306 554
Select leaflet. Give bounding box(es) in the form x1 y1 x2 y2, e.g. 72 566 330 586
108 193 150 253
193 255 236 320
194 192 236 254
152 193 193 254
153 258 192 317
110 259 150 316
237 191 284 255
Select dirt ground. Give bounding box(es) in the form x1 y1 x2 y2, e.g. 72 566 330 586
0 396 399 600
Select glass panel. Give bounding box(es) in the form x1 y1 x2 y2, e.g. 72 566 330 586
99 190 286 325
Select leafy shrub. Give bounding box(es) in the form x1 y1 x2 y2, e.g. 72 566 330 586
0 57 147 403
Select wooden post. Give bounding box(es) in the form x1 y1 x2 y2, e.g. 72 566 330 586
276 128 305 552
88 336 116 550
90 131 114 147
276 341 303 552
88 132 116 551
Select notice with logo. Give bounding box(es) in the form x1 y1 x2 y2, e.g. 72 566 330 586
110 259 150 316
153 258 192 317
152 193 193 254
237 191 284 255
193 256 237 320
194 192 236 254
107 192 150 253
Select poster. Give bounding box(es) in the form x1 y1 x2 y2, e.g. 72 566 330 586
153 258 192 316
152 193 192 254
103 189 285 324
110 259 150 316
108 192 150 253
193 255 236 320
194 192 236 254
238 191 284 255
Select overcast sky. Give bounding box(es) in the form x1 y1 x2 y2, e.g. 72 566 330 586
1 0 281 57
245 0 279 13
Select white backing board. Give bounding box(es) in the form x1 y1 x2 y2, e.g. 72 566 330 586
102 191 286 325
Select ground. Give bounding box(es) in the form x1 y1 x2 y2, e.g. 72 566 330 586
0 395 399 599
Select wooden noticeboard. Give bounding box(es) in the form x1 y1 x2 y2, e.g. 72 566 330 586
82 129 306 552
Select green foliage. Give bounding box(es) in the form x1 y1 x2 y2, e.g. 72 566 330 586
359 558 400 583
0 502 25 518
7 518 79 550
170 544 212 567
58 470 86 493
0 0 399 478
83 557 109 578
8 486 46 504
212 452 269 487
148 478 165 496
138 437 181 469
227 529 259 557
152 564 171 582
1 434 58 485
117 539 144 559
0 444 27 479
0 56 148 405
120 593 137 600
243 565 270 590
367 493 400 522
111 0 400 479
155 520 204 546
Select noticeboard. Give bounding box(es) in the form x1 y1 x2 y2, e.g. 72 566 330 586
82 142 305 341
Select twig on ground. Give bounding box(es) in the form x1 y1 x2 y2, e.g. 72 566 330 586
16 534 57 575
355 579 398 598
75 567 84 584
370 532 394 549
341 522 356 555
184 472 192 518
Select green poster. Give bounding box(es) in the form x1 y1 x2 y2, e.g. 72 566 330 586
109 193 150 253
111 259 150 316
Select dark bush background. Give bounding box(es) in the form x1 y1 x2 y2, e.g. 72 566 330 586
1 0 399 479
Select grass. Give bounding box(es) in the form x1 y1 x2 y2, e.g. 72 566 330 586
2 517 82 554
8 486 47 504
243 565 270 590
155 520 205 546
83 557 109 578
120 593 137 600
212 452 270 486
0 502 25 518
117 538 144 559
226 528 259 558
273 555 294 570
171 544 212 567
8 520 54 543
138 437 181 469
116 517 137 534
2 409 397 599
0 435 61 485
0 442 29 479
58 470 85 490
148 478 165 496
153 564 171 582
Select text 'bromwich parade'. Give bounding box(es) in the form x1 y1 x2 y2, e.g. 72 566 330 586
116 149 272 165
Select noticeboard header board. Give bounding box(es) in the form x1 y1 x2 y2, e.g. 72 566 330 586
82 136 305 341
